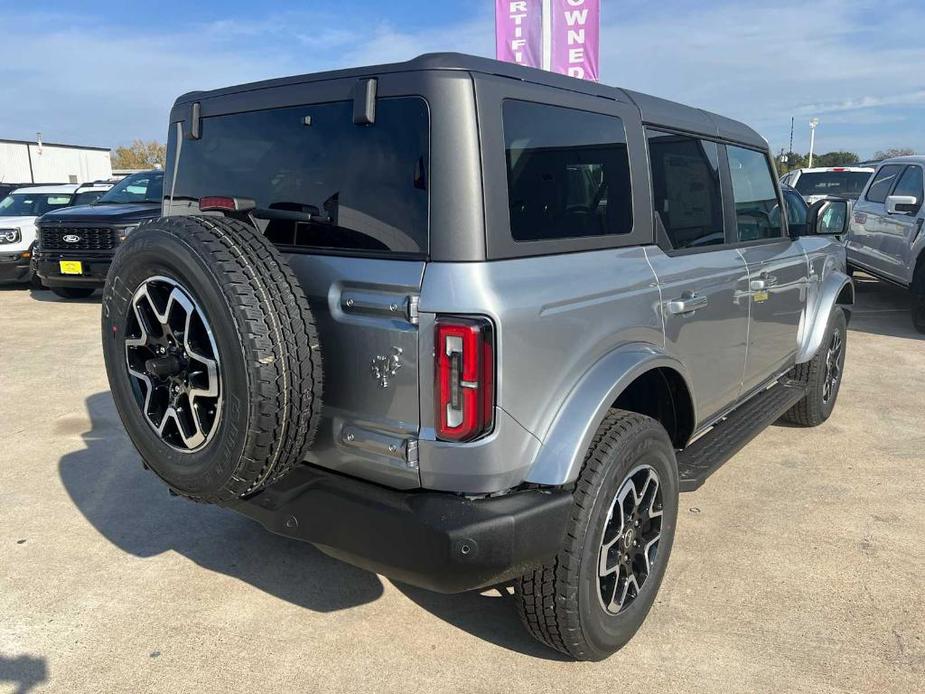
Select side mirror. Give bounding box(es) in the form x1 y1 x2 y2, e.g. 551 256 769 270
886 194 919 214
807 198 849 236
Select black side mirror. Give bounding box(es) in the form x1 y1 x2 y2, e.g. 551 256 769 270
807 198 849 236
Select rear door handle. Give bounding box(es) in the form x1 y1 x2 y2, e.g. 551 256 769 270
667 294 709 315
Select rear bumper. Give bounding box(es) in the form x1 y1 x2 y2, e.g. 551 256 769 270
228 465 572 593
34 253 111 288
0 251 33 284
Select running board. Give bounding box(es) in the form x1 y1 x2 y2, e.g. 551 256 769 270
677 381 807 492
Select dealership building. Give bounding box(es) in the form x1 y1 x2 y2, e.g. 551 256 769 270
0 137 112 185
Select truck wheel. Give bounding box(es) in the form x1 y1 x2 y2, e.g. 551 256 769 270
912 267 925 334
780 307 847 427
51 286 95 299
101 216 322 504
515 410 679 661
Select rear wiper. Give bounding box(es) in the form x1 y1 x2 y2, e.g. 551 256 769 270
254 207 333 225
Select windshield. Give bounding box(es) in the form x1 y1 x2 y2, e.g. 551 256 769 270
794 171 872 199
0 192 74 216
72 190 107 206
98 172 164 204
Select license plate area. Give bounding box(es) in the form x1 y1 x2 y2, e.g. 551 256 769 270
59 260 83 275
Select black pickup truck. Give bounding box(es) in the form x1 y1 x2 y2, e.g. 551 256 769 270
34 170 163 299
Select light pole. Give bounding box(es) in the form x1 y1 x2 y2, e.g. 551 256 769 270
808 118 819 167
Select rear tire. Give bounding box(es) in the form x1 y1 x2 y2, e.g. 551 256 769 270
51 286 95 299
102 215 323 504
780 307 847 426
515 410 679 661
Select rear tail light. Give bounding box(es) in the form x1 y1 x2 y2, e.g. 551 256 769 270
435 316 495 442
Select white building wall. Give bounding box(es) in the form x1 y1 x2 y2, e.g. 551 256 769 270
0 141 112 184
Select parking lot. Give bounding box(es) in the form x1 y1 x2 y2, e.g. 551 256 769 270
0 274 922 693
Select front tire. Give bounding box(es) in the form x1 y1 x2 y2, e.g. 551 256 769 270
515 410 679 661
51 286 95 299
780 307 847 426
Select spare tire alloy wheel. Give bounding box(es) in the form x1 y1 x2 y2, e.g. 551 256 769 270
102 215 322 504
124 276 221 452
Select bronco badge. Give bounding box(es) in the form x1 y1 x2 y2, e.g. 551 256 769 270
371 347 403 389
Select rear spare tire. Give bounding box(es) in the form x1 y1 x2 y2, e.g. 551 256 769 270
101 216 322 504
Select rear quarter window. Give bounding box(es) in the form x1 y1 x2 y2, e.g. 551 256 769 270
502 100 633 242
171 97 430 256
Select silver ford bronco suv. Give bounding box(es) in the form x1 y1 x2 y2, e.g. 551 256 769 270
101 54 854 660
846 155 925 332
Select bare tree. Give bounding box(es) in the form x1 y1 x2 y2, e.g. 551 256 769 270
112 140 166 169
873 148 916 160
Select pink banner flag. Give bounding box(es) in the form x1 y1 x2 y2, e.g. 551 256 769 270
550 0 600 81
495 0 543 68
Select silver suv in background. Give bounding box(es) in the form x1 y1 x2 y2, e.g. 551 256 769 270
781 166 874 204
847 156 925 331
101 53 854 660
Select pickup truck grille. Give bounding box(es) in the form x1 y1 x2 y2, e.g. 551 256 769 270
41 227 117 251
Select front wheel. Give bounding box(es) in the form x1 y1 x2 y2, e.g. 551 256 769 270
780 307 847 426
515 410 679 661
50 286 95 299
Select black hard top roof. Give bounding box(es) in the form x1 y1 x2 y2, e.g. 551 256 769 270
174 52 765 149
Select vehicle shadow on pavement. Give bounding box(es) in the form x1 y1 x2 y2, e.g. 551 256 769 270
59 391 384 613
27 288 100 304
393 583 572 661
847 274 922 341
0 653 48 694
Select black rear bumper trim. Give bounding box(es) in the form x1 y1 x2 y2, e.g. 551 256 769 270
227 465 572 594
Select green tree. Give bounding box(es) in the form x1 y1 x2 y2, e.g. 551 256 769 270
111 139 166 169
778 151 807 173
812 151 860 167
873 148 916 160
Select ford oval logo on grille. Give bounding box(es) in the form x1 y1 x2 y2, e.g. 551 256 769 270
62 234 81 243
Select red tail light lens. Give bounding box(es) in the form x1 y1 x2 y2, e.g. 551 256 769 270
435 317 494 442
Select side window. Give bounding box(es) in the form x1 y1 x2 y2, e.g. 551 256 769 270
647 130 724 250
892 165 924 208
865 164 903 204
502 100 633 241
727 145 782 242
782 190 807 228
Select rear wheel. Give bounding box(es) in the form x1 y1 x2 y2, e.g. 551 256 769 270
780 307 847 426
51 286 95 299
102 215 323 503
515 410 679 661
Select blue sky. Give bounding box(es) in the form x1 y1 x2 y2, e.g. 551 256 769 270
2 0 924 158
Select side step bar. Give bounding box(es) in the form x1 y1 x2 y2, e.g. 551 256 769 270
677 381 807 492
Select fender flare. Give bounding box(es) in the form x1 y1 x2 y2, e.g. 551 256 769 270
796 270 854 364
524 344 695 487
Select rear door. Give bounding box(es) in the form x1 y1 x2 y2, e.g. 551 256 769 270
165 74 436 488
725 145 808 392
644 130 749 425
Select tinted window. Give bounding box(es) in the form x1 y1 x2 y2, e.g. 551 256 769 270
100 172 164 204
782 189 808 227
647 130 724 249
865 165 903 204
172 98 429 255
727 146 782 242
892 165 924 202
793 171 872 199
503 100 632 241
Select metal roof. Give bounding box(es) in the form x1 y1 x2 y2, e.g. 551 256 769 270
0 138 110 152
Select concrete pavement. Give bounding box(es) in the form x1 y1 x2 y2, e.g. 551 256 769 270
0 274 922 693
